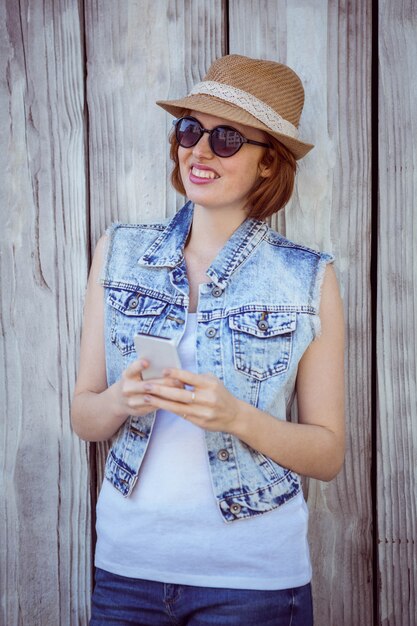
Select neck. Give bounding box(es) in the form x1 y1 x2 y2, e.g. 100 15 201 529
186 204 247 261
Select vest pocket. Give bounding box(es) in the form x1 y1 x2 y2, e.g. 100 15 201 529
228 310 296 381
107 288 167 356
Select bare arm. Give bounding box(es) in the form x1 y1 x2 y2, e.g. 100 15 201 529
141 264 345 481
232 263 345 480
71 236 178 441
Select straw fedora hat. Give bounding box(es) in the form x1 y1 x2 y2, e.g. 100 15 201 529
156 54 314 160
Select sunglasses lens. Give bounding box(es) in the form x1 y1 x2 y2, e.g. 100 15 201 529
175 118 245 157
175 118 202 148
211 127 243 157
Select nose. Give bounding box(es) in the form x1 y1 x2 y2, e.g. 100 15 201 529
191 131 214 159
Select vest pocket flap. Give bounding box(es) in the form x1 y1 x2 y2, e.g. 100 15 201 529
107 289 167 317
228 311 297 338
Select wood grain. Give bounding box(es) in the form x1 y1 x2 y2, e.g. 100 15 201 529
0 1 90 624
228 0 288 236
85 0 226 247
378 2 417 624
1 0 415 623
84 0 226 499
229 2 373 624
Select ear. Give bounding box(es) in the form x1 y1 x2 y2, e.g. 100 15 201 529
258 162 272 179
258 148 274 179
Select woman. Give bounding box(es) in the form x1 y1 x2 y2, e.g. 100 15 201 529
72 54 345 626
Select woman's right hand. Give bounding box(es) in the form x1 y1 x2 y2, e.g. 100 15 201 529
72 358 184 442
112 359 184 418
71 235 182 442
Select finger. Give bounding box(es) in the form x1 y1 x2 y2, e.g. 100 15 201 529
149 376 184 389
127 395 158 412
124 359 149 378
121 375 184 403
162 368 203 387
144 382 195 404
143 395 218 431
144 394 202 418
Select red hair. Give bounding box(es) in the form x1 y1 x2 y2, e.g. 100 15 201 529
168 122 297 220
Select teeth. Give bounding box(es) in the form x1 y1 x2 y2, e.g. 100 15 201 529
192 167 219 179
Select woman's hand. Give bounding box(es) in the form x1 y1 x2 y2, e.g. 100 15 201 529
72 357 184 442
142 369 242 433
113 359 184 418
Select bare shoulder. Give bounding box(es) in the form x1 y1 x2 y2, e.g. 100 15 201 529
88 233 108 284
296 262 345 428
319 262 342 304
73 234 109 396
316 263 344 343
82 233 108 330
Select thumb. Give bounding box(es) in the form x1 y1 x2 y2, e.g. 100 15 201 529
124 358 149 380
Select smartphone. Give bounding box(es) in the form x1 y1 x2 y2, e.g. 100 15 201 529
134 333 181 380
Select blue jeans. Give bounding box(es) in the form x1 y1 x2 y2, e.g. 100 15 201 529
90 568 313 626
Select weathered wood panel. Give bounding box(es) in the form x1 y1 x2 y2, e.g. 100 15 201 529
378 2 417 624
0 1 90 624
85 0 226 245
1 1 415 624
84 0 226 493
229 2 373 625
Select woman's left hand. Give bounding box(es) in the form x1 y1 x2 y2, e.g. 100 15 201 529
142 369 241 433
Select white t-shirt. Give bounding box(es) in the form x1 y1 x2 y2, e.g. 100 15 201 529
95 313 312 590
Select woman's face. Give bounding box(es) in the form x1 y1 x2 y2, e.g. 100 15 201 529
178 111 270 217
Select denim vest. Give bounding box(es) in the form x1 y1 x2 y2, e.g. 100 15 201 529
101 202 333 523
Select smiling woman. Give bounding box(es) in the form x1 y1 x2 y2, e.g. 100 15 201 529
71 53 345 626
169 110 297 220
177 111 271 216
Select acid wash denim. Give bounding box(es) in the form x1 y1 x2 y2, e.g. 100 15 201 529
100 201 334 523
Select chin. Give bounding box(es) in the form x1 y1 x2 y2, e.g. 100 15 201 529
184 189 217 208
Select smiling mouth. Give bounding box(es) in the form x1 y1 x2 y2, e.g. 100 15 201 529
191 166 220 180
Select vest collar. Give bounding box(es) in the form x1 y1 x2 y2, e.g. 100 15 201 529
138 202 194 268
138 202 267 288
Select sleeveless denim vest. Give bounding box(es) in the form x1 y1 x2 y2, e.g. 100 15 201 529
101 202 334 523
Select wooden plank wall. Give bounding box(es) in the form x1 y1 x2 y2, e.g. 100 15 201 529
229 5 374 626
84 0 226 489
378 1 417 624
0 1 90 624
0 1 415 625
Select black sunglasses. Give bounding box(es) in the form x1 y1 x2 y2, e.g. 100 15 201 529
173 116 271 158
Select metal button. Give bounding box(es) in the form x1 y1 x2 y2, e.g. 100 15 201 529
130 426 147 438
128 298 138 309
211 286 223 298
257 319 269 331
166 314 185 325
217 449 229 461
230 503 242 515
206 327 217 338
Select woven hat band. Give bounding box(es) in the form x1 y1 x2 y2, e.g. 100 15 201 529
189 81 299 139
